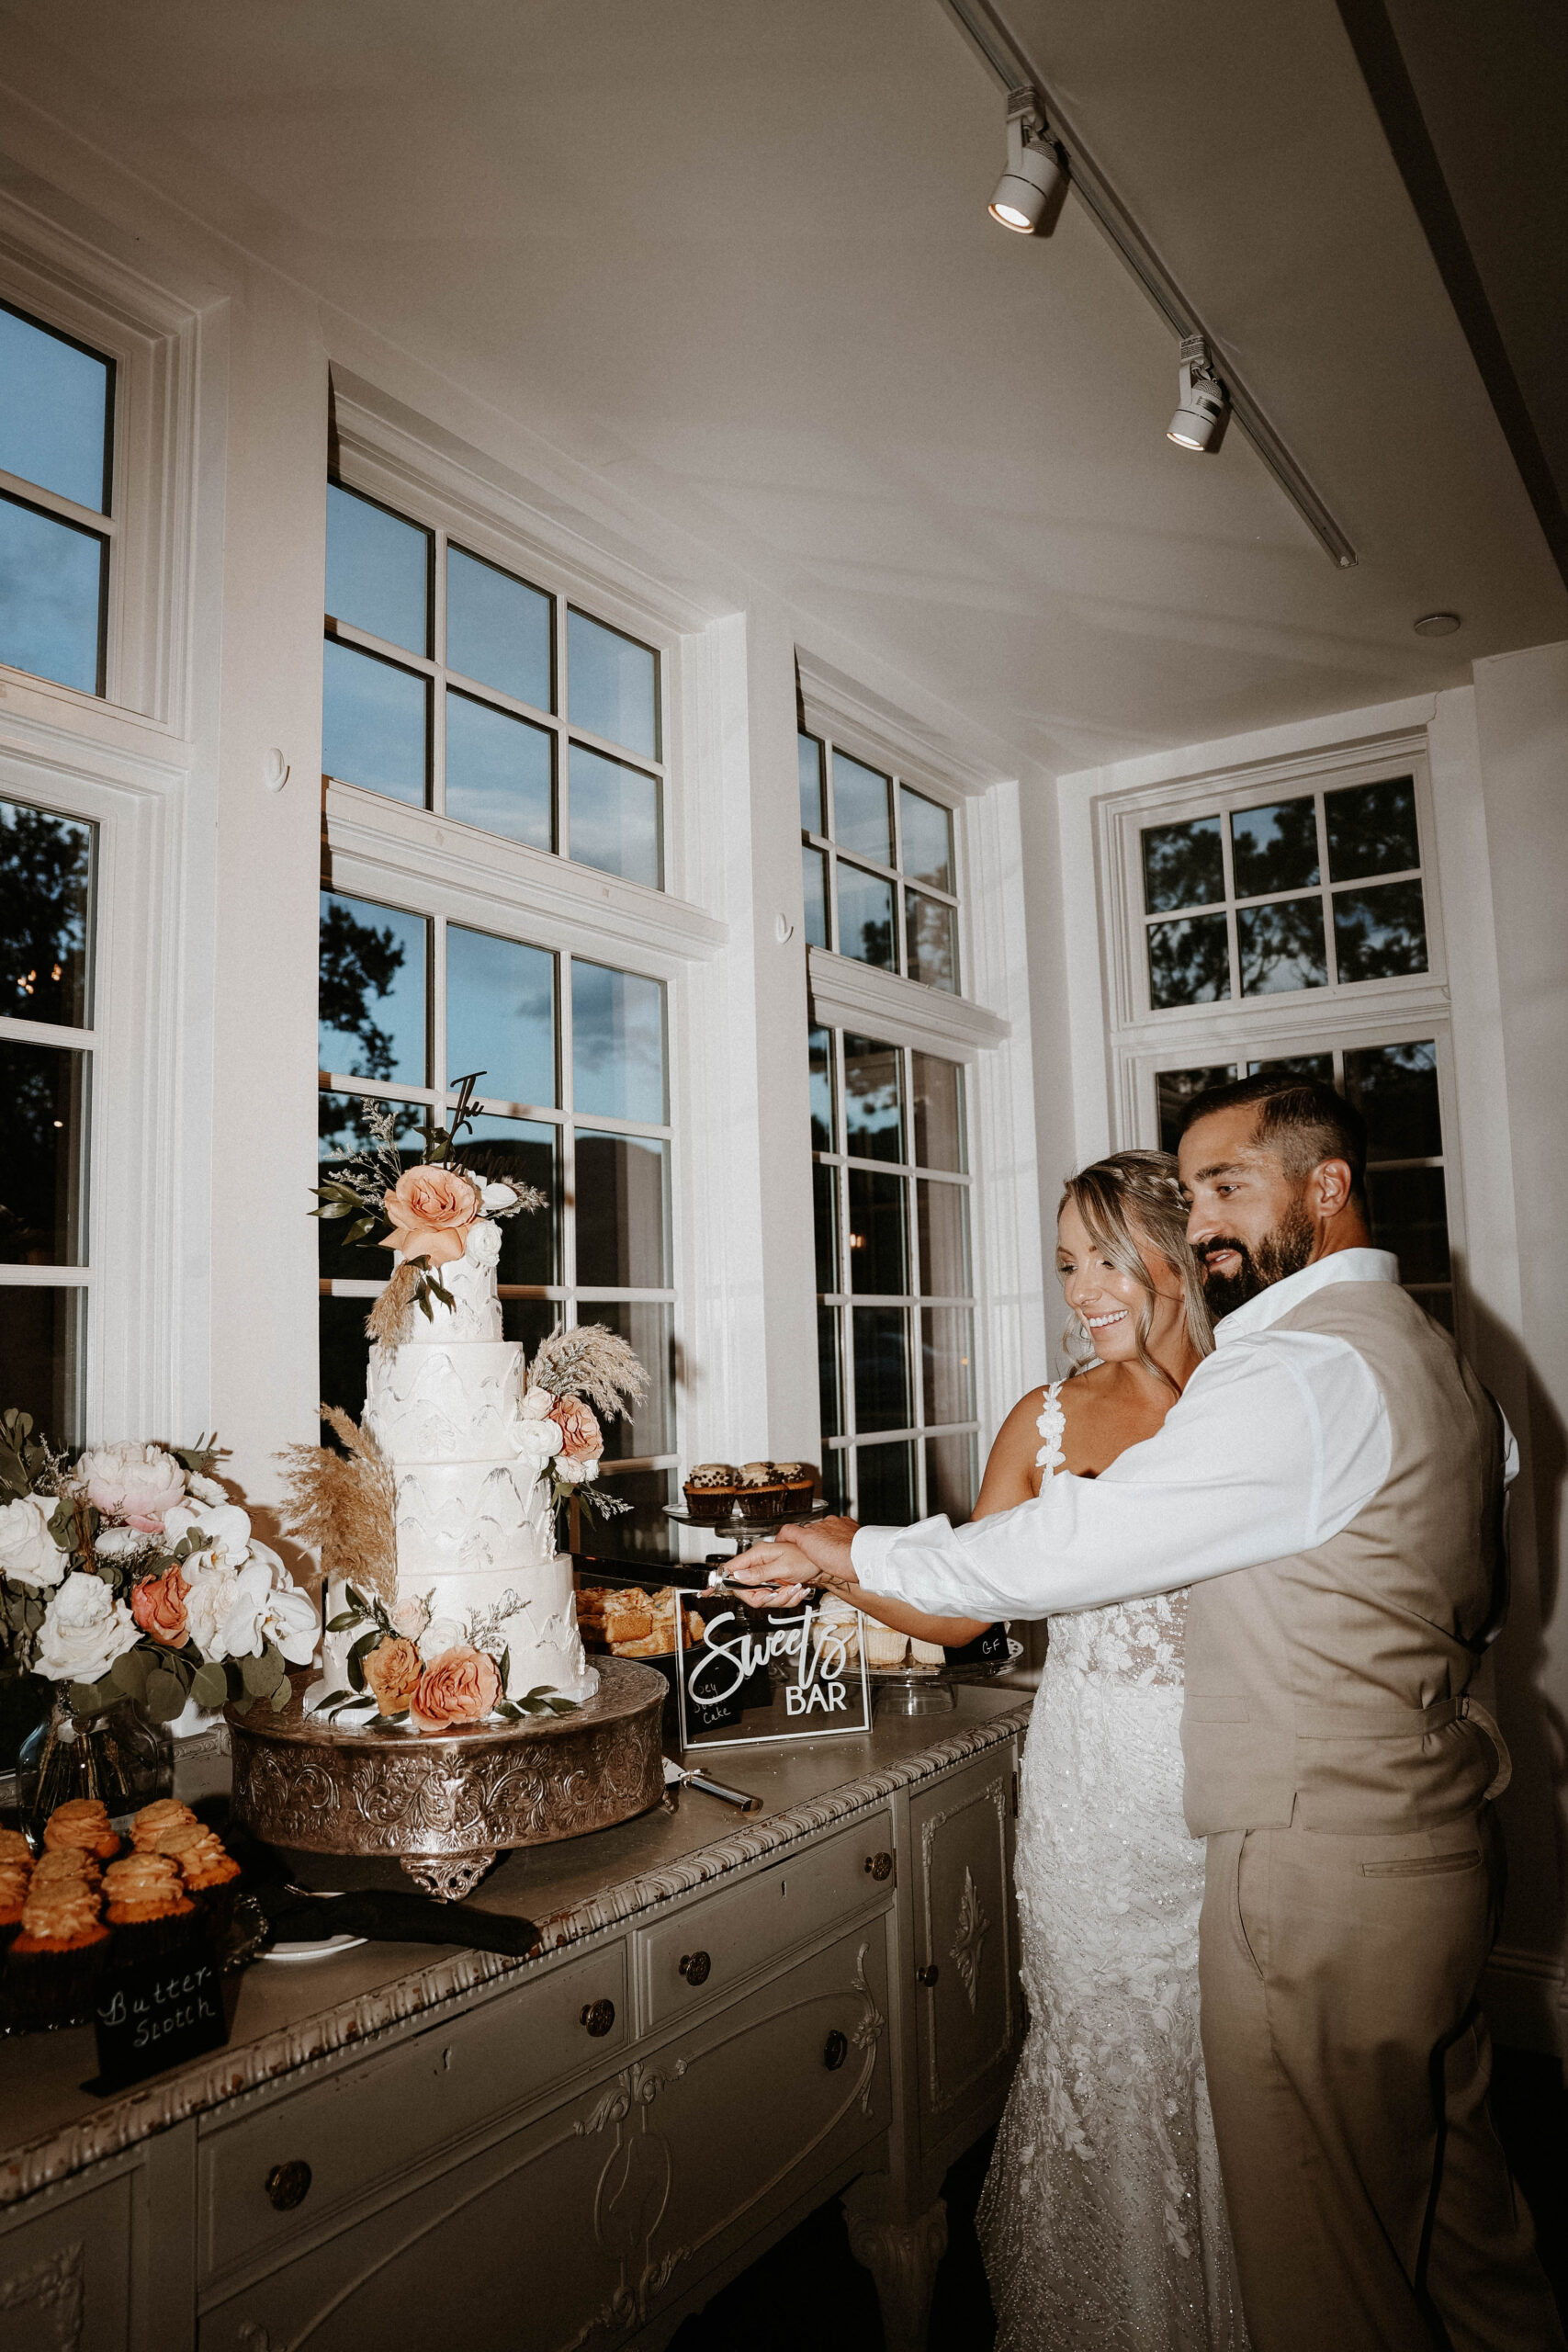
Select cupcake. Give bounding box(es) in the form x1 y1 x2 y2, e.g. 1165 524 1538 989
683 1464 741 1523
0 1860 32 1957
774 1462 818 1510
7 1875 110 2025
130 1799 197 1850
32 1848 103 1892
0 1828 36 1869
739 1463 789 1521
103 1852 197 1965
153 1823 242 1941
43 1798 120 1862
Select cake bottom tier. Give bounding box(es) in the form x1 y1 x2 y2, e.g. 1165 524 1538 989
317 1554 596 1712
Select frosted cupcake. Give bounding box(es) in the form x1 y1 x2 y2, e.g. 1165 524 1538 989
7 1875 110 2024
739 1463 788 1521
130 1799 198 1850
103 1852 197 1965
43 1798 120 1863
154 1823 243 1940
0 1860 31 1956
773 1461 819 1510
32 1848 103 1892
0 1828 36 1870
682 1464 741 1523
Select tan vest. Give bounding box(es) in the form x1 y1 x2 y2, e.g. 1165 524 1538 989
1181 1279 1508 1838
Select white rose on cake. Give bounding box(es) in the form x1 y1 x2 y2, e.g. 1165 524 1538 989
517 1387 566 1458
0 1494 68 1589
419 1615 466 1663
392 1592 432 1640
36 1570 140 1682
556 1455 599 1486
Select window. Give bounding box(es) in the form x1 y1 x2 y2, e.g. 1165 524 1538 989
318 888 677 1559
323 481 664 889
0 301 114 696
810 1023 977 1522
1155 1038 1456 1327
0 795 96 1442
1103 744 1459 1329
799 730 960 991
1139 772 1428 1012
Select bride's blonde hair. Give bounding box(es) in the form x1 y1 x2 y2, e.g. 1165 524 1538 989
1057 1149 1213 1391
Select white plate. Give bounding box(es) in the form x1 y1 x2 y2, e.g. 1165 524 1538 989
263 1933 368 1962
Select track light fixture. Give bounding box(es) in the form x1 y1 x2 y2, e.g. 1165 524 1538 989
1168 334 1227 450
988 86 1063 233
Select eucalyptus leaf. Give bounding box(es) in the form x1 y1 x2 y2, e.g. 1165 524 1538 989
68 1679 102 1713
111 1647 152 1700
191 1662 230 1709
269 1682 292 1712
143 1668 186 1724
241 1648 284 1699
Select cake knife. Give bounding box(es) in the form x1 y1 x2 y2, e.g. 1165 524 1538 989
662 1757 763 1813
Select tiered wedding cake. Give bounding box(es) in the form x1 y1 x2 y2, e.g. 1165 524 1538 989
315 1216 597 1715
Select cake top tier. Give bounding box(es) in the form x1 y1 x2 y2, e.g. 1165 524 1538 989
386 1216 502 1345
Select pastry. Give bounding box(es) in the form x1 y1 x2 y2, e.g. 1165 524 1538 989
682 1464 741 1522
6 1875 109 2023
42 1798 120 1861
103 1851 197 1963
130 1799 198 1849
738 1463 788 1521
150 1824 242 1940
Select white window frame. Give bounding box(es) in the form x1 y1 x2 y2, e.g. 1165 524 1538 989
1097 728 1468 1321
321 377 728 1531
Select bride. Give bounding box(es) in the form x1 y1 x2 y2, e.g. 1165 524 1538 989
744 1149 1248 2350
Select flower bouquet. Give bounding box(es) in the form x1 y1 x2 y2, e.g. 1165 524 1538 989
0 1411 315 1728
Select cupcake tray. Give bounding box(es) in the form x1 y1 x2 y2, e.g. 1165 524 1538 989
227 1657 667 1903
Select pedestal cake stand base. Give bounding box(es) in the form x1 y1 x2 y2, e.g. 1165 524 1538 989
227 1658 667 1900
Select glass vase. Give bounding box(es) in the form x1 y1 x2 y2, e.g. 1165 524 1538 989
17 1690 174 1846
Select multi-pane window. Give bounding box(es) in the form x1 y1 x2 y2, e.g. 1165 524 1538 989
318 888 677 1559
799 731 960 991
0 797 96 1442
0 302 115 696
324 482 664 889
1140 774 1428 1011
1155 1039 1455 1327
811 1024 977 1524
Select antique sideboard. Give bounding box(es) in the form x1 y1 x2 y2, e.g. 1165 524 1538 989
0 1686 1031 2351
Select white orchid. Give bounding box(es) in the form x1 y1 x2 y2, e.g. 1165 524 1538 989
0 1494 68 1589
94 1523 158 1565
478 1178 517 1214
36 1570 140 1683
164 1497 254 1568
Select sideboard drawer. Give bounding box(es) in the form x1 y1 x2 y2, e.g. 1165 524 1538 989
637 1808 894 2027
198 1936 627 2285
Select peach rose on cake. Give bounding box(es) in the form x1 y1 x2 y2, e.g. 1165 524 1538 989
408 1645 502 1735
380 1168 481 1267
364 1634 423 1715
130 1562 190 1646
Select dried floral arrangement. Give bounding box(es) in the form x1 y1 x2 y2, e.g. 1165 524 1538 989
0 1409 314 1723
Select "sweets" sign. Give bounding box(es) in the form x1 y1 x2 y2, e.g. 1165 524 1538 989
676 1593 872 1751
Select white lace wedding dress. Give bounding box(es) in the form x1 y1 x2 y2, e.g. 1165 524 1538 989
977 1383 1250 2351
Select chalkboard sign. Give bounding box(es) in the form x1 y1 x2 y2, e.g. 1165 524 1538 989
676 1592 872 1752
944 1622 1010 1667
92 1931 228 2090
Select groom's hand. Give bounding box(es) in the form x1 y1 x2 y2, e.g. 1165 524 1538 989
732 1516 861 1607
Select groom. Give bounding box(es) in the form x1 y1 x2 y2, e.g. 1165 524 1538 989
739 1073 1562 2352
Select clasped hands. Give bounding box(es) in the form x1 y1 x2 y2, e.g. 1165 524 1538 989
728 1515 861 1609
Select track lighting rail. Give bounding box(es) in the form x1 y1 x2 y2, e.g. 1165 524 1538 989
942 0 1358 568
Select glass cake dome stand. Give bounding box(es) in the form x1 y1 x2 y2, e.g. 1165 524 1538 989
663 1497 834 1556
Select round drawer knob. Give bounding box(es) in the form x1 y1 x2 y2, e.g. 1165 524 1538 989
823 2029 849 2071
580 1998 615 2038
679 1950 712 1985
864 1851 893 1882
265 2160 311 2212
916 1962 940 1988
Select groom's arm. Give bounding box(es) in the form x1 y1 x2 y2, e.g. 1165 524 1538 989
846 1330 1391 1623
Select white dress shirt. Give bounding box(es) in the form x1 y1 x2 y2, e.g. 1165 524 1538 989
852 1250 1424 1623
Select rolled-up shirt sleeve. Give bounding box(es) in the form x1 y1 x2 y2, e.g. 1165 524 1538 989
850 1331 1392 1622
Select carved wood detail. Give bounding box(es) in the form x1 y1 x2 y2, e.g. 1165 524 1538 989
0 2245 85 2352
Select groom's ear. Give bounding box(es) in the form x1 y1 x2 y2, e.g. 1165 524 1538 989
1307 1156 1355 1218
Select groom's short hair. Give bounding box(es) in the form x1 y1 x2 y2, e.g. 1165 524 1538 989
1179 1073 1368 1210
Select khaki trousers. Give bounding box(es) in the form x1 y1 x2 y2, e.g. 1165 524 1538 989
1200 1810 1562 2352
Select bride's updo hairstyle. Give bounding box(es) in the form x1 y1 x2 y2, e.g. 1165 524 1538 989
1057 1149 1213 1390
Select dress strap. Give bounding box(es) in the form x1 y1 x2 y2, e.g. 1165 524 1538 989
1035 1379 1066 1476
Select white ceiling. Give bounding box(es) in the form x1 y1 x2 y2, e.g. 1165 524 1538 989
0 0 1562 775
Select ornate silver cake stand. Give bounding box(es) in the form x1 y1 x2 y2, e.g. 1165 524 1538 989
227 1658 667 1902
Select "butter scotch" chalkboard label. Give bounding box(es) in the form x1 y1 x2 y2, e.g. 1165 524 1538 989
92 1934 229 2090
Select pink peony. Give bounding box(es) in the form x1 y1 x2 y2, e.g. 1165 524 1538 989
408 1645 502 1735
130 1562 190 1646
380 1168 480 1267
76 1441 186 1532
552 1396 603 1464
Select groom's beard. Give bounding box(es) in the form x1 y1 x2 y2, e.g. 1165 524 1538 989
1199 1200 1315 1318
